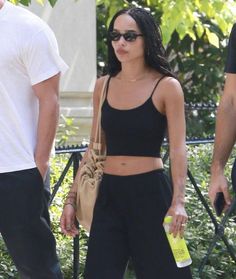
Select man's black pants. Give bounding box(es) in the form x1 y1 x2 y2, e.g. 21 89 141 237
0 168 63 279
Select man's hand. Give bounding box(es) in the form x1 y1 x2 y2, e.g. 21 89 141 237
208 173 232 212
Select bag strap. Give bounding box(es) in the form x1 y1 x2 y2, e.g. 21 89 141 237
93 75 109 152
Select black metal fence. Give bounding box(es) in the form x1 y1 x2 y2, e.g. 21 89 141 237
50 145 86 279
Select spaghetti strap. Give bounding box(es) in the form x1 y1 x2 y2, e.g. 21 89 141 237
150 75 167 97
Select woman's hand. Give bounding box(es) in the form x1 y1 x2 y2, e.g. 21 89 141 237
60 204 79 237
165 203 188 238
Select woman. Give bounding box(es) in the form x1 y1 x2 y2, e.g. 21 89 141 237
60 7 192 279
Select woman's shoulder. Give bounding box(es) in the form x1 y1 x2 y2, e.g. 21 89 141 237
158 76 183 98
97 74 110 85
150 74 184 113
93 75 110 97
152 75 184 109
159 75 181 87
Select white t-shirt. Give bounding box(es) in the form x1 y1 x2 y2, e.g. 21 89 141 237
0 1 68 173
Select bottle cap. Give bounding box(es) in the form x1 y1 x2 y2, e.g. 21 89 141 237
164 216 172 224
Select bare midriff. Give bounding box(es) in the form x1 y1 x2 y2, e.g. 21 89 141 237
103 156 164 176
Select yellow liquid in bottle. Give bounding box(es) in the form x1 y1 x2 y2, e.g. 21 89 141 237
163 216 192 268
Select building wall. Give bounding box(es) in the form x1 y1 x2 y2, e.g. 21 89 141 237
27 0 96 145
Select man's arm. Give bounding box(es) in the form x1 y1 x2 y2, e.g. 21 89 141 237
33 73 60 180
209 73 236 206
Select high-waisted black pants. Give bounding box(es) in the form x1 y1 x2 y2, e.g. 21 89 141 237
0 168 63 279
84 169 192 279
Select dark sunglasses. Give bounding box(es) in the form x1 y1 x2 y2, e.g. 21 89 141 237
109 31 143 42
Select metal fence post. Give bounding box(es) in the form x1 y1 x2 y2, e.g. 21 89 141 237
72 152 81 279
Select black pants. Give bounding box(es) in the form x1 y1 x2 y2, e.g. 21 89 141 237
84 169 192 279
0 168 63 279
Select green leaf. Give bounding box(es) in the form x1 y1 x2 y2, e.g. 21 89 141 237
196 21 204 38
206 28 219 48
19 0 30 6
214 14 228 34
187 29 196 41
48 0 57 7
36 0 44 5
96 0 104 5
212 0 224 12
9 0 18 4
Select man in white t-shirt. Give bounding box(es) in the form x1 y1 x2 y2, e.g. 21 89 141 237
0 1 68 278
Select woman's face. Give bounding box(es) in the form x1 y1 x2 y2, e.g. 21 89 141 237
111 14 145 63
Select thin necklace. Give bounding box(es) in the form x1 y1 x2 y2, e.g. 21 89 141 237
118 72 150 82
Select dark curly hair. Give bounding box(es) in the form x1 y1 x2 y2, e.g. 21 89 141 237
107 7 175 78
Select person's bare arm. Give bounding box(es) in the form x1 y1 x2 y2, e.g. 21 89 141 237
60 76 107 236
209 73 236 206
157 77 188 237
33 73 60 180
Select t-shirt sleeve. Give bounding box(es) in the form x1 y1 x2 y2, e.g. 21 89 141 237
225 24 236 73
23 27 69 85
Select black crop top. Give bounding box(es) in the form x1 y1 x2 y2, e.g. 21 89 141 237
225 23 236 73
101 76 167 157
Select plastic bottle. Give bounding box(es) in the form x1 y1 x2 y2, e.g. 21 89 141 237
163 216 192 268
